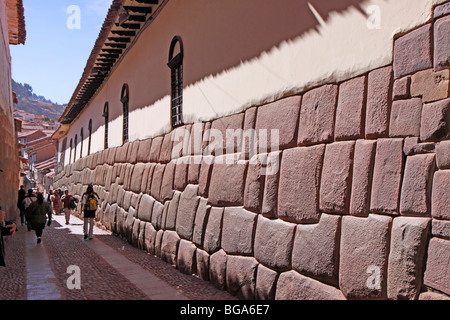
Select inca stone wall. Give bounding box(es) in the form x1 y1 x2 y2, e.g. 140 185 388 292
53 9 450 300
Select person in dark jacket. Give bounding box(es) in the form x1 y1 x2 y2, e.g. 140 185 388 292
17 186 26 226
27 194 52 244
0 208 17 267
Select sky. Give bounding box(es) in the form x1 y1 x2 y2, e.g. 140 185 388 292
10 0 112 105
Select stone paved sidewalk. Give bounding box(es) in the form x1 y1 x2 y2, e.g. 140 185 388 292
0 213 236 300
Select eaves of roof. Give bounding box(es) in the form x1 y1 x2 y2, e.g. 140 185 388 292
59 0 167 126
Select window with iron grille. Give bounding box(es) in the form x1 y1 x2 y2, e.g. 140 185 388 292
103 102 109 149
121 84 129 144
60 138 67 169
69 138 73 165
74 134 78 163
168 36 184 128
80 127 84 158
88 119 92 155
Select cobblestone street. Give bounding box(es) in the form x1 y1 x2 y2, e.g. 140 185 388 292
0 213 236 301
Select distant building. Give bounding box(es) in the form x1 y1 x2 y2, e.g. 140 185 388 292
0 0 26 217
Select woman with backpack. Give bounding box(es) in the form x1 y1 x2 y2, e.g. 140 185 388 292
81 185 99 240
28 194 52 244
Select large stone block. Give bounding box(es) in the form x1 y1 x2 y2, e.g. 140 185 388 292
320 141 355 214
434 15 450 71
243 154 265 213
198 156 214 198
370 138 404 215
275 270 346 300
144 222 157 255
255 264 278 300
131 218 140 247
420 98 450 142
292 214 341 286
149 136 163 162
138 221 146 250
278 145 325 223
159 132 174 163
424 238 450 295
128 140 140 164
210 113 245 155
411 69 449 103
255 96 301 151
436 140 450 169
203 207 224 254
242 107 257 158
432 219 450 240
155 230 164 258
165 191 180 230
389 98 423 137
196 248 210 281
261 151 282 218
136 138 152 163
254 215 296 271
177 239 197 276
400 154 436 216
115 143 129 163
192 198 210 247
393 76 411 100
297 84 338 146
209 249 227 291
335 75 366 141
393 24 433 78
173 159 188 191
221 208 257 255
129 163 146 194
349 140 376 216
150 164 165 201
387 217 431 300
339 214 392 299
175 185 199 241
208 156 248 207
226 255 258 300
151 201 164 230
161 230 180 266
432 170 450 220
187 156 202 184
365 66 393 138
403 137 435 156
159 161 175 201
137 194 154 223
434 1 450 19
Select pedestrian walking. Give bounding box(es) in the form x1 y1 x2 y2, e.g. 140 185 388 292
17 185 26 226
27 194 52 244
0 208 17 267
61 190 75 225
81 185 99 240
51 191 61 216
23 189 37 231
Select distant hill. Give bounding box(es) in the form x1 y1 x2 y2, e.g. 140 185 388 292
12 80 66 120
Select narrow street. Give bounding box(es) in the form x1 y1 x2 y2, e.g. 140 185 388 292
0 213 236 301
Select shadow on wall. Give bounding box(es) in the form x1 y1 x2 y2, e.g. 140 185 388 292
174 0 368 89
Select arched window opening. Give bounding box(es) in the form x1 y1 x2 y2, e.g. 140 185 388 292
102 102 109 149
168 36 184 128
121 84 129 144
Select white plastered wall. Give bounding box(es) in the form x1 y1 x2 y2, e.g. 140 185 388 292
60 0 446 166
